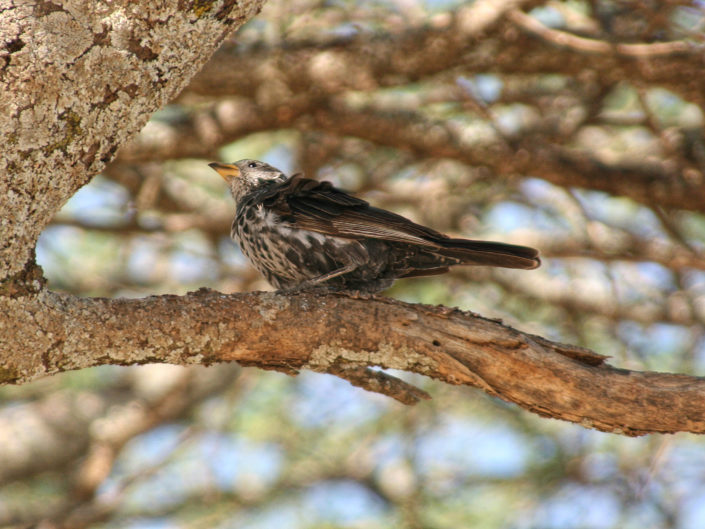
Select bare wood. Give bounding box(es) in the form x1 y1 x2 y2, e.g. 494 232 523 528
2 286 704 437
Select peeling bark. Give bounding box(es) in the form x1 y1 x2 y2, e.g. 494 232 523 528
1 287 704 436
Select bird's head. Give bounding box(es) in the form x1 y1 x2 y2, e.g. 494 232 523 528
209 159 287 201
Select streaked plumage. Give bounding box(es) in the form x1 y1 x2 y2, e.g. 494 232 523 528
209 159 540 292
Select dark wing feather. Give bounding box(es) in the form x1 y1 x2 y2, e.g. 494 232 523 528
265 174 541 270
269 175 445 246
435 239 541 269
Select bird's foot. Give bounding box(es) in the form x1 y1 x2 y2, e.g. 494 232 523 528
337 289 375 300
277 282 334 295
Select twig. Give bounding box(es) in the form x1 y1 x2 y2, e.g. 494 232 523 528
508 9 695 58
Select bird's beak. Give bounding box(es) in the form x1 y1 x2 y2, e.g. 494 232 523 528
208 162 240 183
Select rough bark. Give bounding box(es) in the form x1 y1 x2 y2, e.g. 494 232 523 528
2 0 704 439
0 0 264 279
2 286 705 437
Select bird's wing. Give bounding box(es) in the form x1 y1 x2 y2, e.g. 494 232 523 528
265 175 446 247
261 175 541 269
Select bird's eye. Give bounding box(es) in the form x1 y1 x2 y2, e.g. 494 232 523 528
248 162 258 168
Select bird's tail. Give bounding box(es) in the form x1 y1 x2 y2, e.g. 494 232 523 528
435 237 541 270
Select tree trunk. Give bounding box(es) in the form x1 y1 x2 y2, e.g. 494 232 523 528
0 0 263 278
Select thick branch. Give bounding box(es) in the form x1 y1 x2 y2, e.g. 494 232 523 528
0 0 264 279
2 288 705 436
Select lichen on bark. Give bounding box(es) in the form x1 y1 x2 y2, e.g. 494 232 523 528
0 0 264 279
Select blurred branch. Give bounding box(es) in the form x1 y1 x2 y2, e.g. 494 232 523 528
49 213 229 237
114 99 705 212
55 367 239 529
184 0 538 99
309 104 705 212
184 4 705 108
507 9 694 58
0 365 240 527
534 231 705 271
4 287 705 436
0 0 265 280
487 271 702 327
114 99 294 163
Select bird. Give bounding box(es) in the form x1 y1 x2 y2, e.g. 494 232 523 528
209 159 540 293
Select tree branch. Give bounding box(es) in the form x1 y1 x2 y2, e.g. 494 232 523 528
506 9 694 58
114 99 705 212
3 287 705 436
185 4 705 108
308 105 705 212
0 0 264 279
